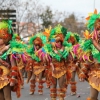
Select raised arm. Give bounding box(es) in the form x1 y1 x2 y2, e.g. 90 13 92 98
92 39 100 51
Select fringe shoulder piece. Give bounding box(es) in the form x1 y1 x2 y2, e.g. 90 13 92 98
9 40 27 54
86 9 100 31
44 43 68 61
27 45 40 62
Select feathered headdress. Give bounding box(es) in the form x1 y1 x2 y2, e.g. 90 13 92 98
43 26 51 38
83 30 92 39
0 19 13 43
45 24 68 61
86 9 100 31
63 32 80 47
29 32 47 45
73 9 100 62
27 32 48 62
9 33 27 54
12 33 21 40
49 24 67 42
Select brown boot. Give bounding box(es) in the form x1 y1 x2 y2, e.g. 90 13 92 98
38 80 43 95
58 88 66 100
70 82 76 95
46 81 51 88
29 80 35 95
50 88 57 100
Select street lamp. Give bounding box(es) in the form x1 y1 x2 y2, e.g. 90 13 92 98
94 0 95 10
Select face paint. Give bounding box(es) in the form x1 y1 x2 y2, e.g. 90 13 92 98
55 37 62 48
35 44 40 50
33 37 43 50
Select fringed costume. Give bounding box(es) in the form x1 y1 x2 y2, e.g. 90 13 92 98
0 19 22 100
26 33 48 95
10 33 27 89
75 9 100 100
63 32 80 95
45 24 71 100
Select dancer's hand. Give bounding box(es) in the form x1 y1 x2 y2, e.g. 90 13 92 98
5 45 10 50
10 82 15 86
50 63 54 71
76 62 79 66
79 73 86 82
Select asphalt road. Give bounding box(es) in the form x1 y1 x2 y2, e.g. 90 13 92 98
12 77 100 100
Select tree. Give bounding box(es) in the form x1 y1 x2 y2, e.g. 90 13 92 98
63 13 78 32
0 0 44 37
40 6 53 29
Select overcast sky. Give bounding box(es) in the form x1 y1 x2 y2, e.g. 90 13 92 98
40 0 100 18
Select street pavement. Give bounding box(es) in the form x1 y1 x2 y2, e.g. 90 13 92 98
12 77 100 100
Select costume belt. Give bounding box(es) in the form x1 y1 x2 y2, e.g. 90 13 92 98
0 66 10 76
90 70 100 78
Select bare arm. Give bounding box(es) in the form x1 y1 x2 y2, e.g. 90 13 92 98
0 58 10 68
0 45 10 55
92 39 100 51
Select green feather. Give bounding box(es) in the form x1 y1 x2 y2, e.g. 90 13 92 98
49 24 67 41
87 13 100 31
61 26 67 37
0 20 8 29
10 40 27 54
29 35 37 44
27 45 40 62
29 33 47 45
81 39 92 51
93 53 100 63
0 49 11 60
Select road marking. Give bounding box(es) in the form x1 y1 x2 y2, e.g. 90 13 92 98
87 87 90 88
45 98 48 100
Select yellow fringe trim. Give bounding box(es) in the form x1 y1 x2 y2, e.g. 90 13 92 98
33 66 45 75
52 70 66 79
0 66 10 76
89 82 100 91
0 79 9 89
0 66 10 89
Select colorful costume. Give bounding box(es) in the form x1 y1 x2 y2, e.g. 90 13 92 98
43 27 52 88
0 19 22 100
46 24 71 100
63 32 80 95
10 33 27 89
76 9 100 100
26 33 48 95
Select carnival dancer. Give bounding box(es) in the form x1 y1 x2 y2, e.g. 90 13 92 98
79 9 100 100
26 33 48 95
63 32 80 95
43 27 52 89
46 24 71 100
0 19 22 100
10 33 27 89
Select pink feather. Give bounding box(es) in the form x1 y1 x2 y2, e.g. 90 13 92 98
73 44 80 55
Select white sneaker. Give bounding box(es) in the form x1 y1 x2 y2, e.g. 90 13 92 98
29 92 34 95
